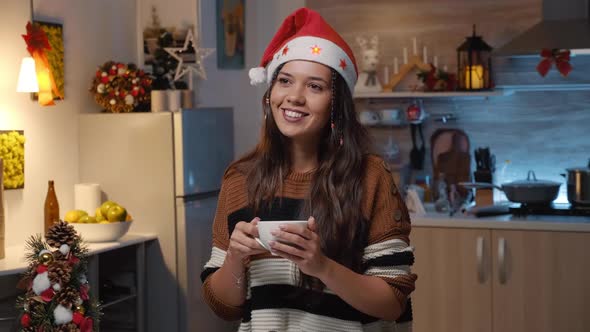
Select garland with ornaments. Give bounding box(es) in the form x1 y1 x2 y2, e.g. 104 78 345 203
16 221 101 332
90 61 152 113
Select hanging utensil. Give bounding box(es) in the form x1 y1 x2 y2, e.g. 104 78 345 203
407 100 426 170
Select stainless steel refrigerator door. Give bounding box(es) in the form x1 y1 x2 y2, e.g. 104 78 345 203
176 195 239 332
174 108 234 197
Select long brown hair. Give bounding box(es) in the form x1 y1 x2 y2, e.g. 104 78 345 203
232 63 372 289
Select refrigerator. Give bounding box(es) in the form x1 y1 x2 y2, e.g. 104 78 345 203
79 108 239 332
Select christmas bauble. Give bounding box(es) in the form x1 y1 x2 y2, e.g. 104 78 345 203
39 252 54 265
75 304 86 315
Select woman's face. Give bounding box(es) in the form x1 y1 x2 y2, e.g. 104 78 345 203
269 61 332 144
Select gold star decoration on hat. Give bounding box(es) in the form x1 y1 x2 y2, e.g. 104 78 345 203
164 29 215 81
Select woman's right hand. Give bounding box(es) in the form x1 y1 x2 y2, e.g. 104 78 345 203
227 217 267 262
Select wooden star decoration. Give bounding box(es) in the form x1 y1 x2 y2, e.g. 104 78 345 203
164 29 215 81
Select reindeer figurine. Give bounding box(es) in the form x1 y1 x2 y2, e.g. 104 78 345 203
354 36 382 94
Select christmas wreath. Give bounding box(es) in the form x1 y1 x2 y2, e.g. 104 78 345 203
90 61 152 113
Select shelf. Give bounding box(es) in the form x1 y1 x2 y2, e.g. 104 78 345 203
354 90 511 99
0 233 156 277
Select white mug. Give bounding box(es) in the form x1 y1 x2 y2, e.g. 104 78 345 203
256 220 308 255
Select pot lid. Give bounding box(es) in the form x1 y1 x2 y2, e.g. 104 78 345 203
505 170 561 187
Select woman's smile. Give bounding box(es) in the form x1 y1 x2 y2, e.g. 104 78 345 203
282 107 309 122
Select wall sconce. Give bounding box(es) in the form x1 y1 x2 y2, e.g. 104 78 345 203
456 25 493 91
16 57 39 92
16 0 39 93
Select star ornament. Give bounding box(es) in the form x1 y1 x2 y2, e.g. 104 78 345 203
311 45 322 55
339 59 347 69
164 29 215 81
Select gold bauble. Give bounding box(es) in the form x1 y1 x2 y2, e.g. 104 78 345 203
75 304 85 314
39 252 54 265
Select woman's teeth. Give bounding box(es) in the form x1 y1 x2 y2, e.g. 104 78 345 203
285 110 304 118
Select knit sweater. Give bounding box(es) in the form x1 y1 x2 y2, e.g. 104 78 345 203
201 155 417 332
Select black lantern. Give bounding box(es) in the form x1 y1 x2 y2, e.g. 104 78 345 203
457 25 493 90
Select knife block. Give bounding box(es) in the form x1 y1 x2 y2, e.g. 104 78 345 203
475 188 494 206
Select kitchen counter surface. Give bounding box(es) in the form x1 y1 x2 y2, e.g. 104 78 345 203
0 233 157 277
411 212 590 232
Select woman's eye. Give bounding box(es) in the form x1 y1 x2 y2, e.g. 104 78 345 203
309 83 324 91
278 77 290 84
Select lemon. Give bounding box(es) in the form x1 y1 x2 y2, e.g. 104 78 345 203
64 210 88 223
95 207 103 219
100 200 117 217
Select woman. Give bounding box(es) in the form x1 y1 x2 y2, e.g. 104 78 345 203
201 8 416 332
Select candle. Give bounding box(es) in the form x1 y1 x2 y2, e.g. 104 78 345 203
464 65 484 89
403 48 408 64
433 55 439 68
423 46 428 63
383 66 389 84
413 37 417 55
394 57 399 74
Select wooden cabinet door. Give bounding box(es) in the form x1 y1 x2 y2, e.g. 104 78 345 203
412 227 492 332
492 230 590 332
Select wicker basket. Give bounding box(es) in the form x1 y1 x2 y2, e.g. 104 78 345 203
0 158 4 259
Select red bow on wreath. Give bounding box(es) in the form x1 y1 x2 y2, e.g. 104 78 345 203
536 48 572 77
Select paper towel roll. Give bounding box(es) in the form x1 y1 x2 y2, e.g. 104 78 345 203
74 183 101 214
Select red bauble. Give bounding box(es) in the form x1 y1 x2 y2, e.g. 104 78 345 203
73 312 85 325
81 317 94 332
20 313 31 327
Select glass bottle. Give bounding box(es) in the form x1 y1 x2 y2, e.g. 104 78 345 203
44 180 60 234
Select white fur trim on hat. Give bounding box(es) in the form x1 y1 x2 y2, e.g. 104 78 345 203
265 36 357 92
249 67 267 86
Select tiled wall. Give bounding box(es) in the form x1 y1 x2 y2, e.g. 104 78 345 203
308 0 589 202
361 92 590 203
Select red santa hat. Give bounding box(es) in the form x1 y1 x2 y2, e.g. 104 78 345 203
249 7 358 92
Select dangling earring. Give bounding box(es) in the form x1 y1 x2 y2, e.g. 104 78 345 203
264 97 270 120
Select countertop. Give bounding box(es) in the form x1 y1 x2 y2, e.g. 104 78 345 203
0 233 157 277
411 211 590 232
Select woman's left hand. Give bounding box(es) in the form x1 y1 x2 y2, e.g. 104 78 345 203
269 216 329 278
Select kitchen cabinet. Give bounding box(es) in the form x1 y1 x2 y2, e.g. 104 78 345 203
411 227 492 332
411 226 590 332
0 234 154 331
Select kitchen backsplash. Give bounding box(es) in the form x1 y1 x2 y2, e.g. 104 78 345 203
308 0 586 202
361 91 590 203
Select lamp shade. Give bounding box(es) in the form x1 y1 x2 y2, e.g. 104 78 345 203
16 56 39 92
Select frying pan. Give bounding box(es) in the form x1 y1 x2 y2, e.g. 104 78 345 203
460 170 561 205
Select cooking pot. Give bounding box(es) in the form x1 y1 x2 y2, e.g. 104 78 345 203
562 159 590 206
460 170 561 205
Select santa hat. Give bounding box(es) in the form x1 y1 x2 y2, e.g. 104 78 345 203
249 7 358 92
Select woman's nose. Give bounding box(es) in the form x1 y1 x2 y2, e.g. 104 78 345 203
286 89 305 105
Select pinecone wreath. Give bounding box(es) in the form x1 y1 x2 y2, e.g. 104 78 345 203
48 260 72 286
46 220 78 248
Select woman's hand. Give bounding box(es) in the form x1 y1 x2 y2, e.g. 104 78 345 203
227 217 268 263
269 216 329 278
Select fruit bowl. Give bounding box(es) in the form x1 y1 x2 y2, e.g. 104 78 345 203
71 221 133 243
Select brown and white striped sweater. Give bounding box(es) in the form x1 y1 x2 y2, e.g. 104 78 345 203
201 155 417 332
